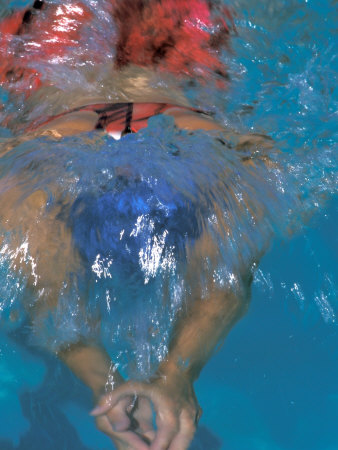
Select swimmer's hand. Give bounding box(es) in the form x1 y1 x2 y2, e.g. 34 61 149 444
57 343 152 448
92 392 155 450
91 371 201 450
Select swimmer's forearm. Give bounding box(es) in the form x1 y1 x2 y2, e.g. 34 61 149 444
58 343 123 397
158 290 248 381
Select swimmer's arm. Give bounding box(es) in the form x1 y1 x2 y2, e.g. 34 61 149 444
59 342 157 448
58 343 123 398
164 108 276 155
0 184 124 400
150 289 249 447
164 108 224 132
92 288 249 449
158 288 248 382
58 273 249 399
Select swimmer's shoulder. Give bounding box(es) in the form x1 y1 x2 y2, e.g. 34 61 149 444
163 107 224 132
24 101 226 139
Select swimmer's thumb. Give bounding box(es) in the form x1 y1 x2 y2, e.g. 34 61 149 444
90 404 112 416
90 397 131 432
90 391 121 416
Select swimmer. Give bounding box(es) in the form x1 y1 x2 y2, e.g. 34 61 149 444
0 87 272 450
0 1 274 449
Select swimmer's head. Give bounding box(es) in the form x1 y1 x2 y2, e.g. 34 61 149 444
113 0 234 81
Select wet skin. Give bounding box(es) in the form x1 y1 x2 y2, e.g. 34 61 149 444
0 104 274 449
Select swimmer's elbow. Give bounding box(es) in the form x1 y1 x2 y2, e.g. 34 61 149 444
229 289 250 323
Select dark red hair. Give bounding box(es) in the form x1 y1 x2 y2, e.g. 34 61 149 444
113 0 234 79
0 0 234 97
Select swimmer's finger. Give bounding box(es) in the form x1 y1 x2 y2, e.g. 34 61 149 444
110 431 150 450
90 398 115 416
133 396 152 419
97 416 149 450
133 397 156 442
168 409 196 450
143 429 156 443
106 398 132 432
150 404 179 450
91 382 150 416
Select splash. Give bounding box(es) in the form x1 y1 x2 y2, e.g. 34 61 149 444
0 0 233 105
0 0 336 377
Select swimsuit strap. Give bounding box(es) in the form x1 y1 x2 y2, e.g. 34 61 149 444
29 102 207 138
122 103 134 136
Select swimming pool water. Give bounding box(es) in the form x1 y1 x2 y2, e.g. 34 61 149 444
0 201 336 450
0 0 337 449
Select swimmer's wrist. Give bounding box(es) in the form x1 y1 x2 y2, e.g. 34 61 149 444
57 342 124 397
156 357 199 384
91 370 125 400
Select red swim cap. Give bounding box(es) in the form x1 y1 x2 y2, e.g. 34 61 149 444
0 1 92 97
113 0 233 80
0 0 233 98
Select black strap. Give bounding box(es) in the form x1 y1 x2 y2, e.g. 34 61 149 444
33 1 44 9
94 103 129 130
122 103 134 136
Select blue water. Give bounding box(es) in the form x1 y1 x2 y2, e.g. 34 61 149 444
0 0 337 449
196 198 338 450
